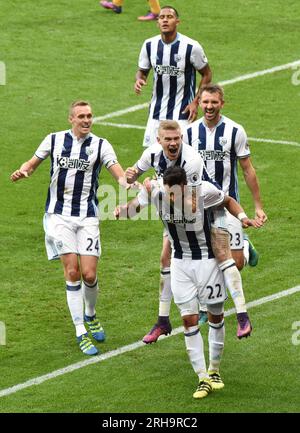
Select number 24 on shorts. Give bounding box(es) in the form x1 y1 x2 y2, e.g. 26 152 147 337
86 237 99 252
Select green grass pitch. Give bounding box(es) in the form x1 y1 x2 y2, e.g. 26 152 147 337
0 0 300 413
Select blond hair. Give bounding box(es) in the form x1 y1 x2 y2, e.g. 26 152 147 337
69 100 91 116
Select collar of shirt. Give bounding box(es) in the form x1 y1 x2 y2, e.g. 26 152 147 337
69 129 91 144
160 32 180 46
202 115 224 132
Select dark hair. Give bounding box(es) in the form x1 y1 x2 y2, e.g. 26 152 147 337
163 166 187 187
160 5 179 17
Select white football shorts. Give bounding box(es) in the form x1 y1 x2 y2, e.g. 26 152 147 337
225 209 244 250
171 257 226 311
211 208 244 251
43 213 101 261
142 118 190 147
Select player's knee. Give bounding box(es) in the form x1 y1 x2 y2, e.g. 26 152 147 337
182 314 199 328
65 267 81 282
234 256 244 271
207 312 224 324
81 271 97 285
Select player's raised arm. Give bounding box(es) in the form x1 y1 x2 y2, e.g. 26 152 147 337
10 155 43 182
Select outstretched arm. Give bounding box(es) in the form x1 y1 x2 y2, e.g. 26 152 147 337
222 195 264 229
10 156 43 182
114 197 142 220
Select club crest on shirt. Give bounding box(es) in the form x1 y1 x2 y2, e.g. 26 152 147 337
219 137 227 146
86 148 94 156
174 54 181 63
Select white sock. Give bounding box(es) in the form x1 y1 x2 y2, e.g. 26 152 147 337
159 268 172 317
66 281 86 337
243 239 250 266
219 259 247 314
82 279 99 318
208 320 225 372
184 325 208 380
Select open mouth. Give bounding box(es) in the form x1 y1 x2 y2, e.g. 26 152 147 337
168 147 178 156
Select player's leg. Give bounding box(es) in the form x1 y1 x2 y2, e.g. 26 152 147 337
60 253 98 356
243 233 259 267
171 258 212 399
206 303 225 390
99 0 123 14
44 213 98 355
211 209 252 338
138 0 160 21
143 234 172 344
78 219 105 343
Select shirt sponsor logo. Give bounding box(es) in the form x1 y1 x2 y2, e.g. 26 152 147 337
198 150 226 161
56 156 90 171
154 64 182 77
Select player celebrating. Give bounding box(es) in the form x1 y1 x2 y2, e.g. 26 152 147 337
11 101 129 356
126 119 257 343
115 166 262 398
135 5 212 147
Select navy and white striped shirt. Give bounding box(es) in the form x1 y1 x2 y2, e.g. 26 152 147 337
138 33 208 121
35 130 118 218
183 115 250 202
135 142 204 186
138 179 225 260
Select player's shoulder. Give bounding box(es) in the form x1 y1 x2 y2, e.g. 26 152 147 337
178 32 200 46
185 117 203 133
222 115 244 131
144 142 163 156
144 34 161 45
182 141 201 156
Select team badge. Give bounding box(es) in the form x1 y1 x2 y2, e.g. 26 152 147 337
174 54 181 63
219 137 227 146
86 148 94 156
55 241 63 250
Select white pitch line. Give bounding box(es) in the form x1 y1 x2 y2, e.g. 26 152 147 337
93 59 300 123
248 137 300 148
91 120 300 147
0 285 299 399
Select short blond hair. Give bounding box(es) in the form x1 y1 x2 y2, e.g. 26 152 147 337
69 100 91 116
158 120 181 135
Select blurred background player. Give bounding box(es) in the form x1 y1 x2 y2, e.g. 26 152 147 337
11 101 129 356
99 0 161 21
184 84 268 332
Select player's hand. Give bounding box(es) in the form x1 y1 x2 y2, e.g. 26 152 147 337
114 205 127 220
143 177 152 194
134 79 147 95
125 167 139 184
10 169 29 182
182 100 199 123
241 217 263 229
255 208 268 223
